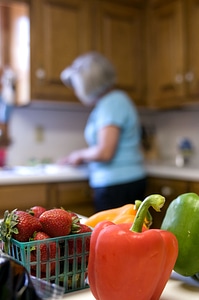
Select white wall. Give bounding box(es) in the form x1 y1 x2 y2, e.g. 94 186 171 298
140 105 199 164
6 101 199 167
7 102 90 166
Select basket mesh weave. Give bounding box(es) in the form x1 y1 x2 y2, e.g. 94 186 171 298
8 232 91 293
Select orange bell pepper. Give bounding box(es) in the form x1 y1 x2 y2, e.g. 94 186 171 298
84 201 152 229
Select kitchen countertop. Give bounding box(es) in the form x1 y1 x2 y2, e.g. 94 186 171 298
145 159 199 181
63 272 199 300
0 164 89 185
1 160 199 185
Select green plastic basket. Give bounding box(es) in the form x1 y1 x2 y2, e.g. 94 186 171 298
7 232 91 294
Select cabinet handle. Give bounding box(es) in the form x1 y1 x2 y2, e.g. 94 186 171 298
185 72 194 82
35 68 46 80
161 186 173 197
175 74 183 84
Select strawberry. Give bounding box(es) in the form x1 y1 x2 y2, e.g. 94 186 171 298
71 223 92 235
39 208 72 237
28 206 46 218
13 210 42 242
0 209 42 248
68 224 92 264
68 211 81 224
30 231 57 275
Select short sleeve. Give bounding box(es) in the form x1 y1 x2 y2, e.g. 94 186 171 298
95 91 135 130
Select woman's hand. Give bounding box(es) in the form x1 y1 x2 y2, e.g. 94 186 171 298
58 150 85 166
64 150 85 166
58 125 120 166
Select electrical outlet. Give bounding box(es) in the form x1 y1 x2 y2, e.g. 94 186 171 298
35 125 44 143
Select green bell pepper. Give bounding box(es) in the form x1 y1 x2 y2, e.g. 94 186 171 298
161 192 199 277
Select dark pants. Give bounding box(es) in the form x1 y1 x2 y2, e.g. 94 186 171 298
93 177 147 212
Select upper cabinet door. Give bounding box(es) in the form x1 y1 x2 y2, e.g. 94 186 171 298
186 0 199 99
146 0 186 108
30 0 93 101
94 1 146 107
0 2 30 106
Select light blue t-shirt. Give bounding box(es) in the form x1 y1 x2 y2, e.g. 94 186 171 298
84 90 146 188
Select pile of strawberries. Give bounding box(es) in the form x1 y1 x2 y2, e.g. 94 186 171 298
0 206 92 277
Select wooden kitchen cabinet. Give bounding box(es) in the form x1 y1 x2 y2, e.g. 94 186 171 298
49 181 95 217
4 0 199 107
146 0 186 108
0 183 49 218
146 0 199 108
185 0 199 99
0 180 94 219
30 0 146 105
94 0 146 106
188 181 199 195
30 0 93 101
145 176 188 229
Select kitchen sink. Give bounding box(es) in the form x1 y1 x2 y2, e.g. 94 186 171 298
0 164 89 176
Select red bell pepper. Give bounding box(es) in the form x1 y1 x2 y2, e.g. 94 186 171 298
88 194 178 300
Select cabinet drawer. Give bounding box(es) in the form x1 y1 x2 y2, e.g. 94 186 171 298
56 181 92 205
188 181 199 195
146 177 188 228
0 184 47 218
146 177 188 198
51 181 95 217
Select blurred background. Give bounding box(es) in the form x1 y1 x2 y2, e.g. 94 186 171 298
0 0 199 226
0 0 198 167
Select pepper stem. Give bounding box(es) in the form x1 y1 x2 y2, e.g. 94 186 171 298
135 200 153 228
130 194 165 232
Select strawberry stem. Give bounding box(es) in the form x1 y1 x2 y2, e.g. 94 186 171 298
0 209 19 253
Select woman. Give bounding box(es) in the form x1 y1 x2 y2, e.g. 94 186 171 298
60 52 147 212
